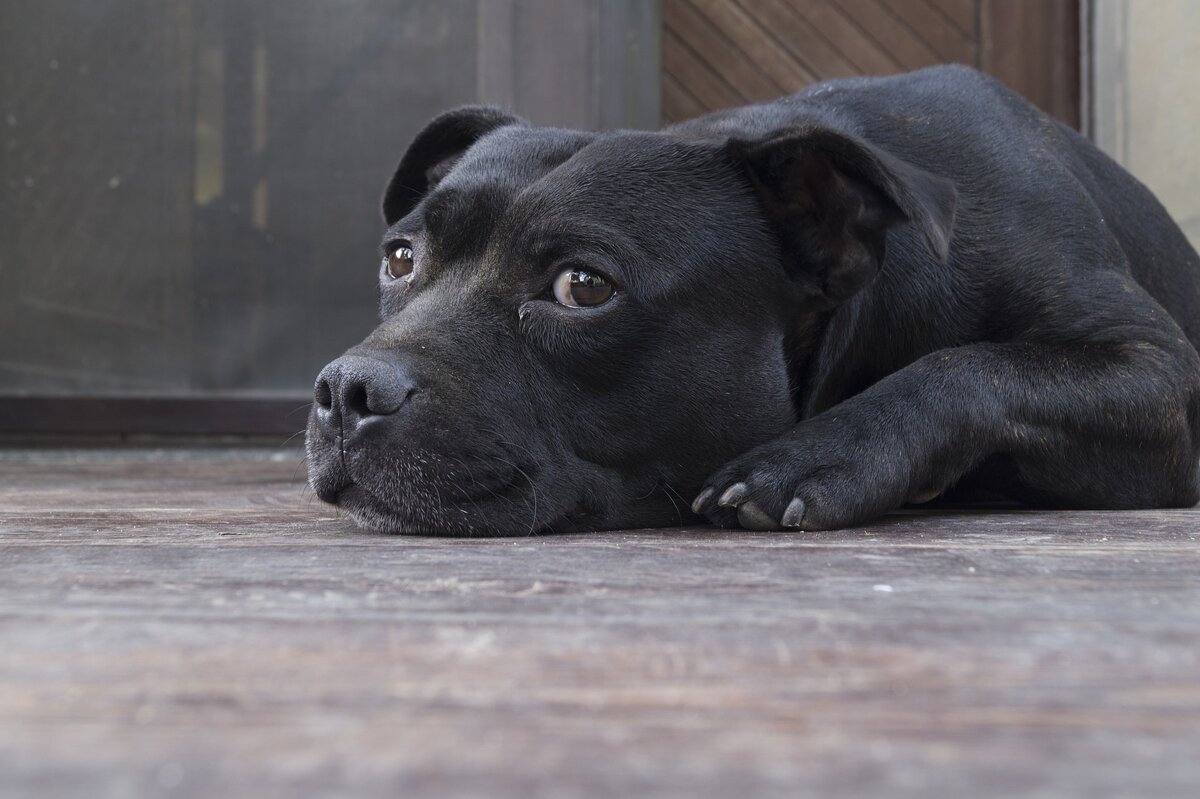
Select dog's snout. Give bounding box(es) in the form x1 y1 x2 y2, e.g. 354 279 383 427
313 355 415 437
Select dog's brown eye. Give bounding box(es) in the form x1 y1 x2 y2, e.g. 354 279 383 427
552 268 614 308
385 245 414 281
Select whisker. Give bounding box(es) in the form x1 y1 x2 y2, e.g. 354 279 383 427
285 403 313 419
440 453 492 534
660 480 688 527
281 428 307 448
485 450 540 536
510 462 539 536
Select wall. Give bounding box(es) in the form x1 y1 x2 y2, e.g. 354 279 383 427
1091 0 1200 251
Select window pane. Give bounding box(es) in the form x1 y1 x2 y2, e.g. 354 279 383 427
0 0 660 398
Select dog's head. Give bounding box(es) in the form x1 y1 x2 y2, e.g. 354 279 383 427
306 106 954 534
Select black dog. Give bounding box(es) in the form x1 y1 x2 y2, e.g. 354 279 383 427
306 64 1200 535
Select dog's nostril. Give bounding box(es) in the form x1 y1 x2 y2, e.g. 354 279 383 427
314 379 333 409
345 383 371 416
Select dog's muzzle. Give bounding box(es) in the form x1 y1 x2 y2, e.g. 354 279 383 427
310 355 415 496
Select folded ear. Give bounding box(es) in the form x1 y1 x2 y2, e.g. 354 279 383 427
382 106 526 224
726 127 956 306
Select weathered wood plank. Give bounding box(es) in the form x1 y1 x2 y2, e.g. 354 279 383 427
980 0 1081 128
923 0 976 37
1 449 1197 798
835 0 942 71
663 72 708 124
663 0 1079 133
663 27 747 111
686 0 815 89
665 0 781 103
879 0 976 63
731 0 861 81
763 0 904 75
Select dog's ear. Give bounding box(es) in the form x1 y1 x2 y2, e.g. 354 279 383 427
382 106 525 224
726 127 956 306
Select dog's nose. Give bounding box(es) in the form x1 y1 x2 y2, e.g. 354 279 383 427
313 355 415 437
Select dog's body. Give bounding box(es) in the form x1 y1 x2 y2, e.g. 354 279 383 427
307 65 1200 534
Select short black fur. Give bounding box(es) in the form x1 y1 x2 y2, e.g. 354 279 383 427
307 65 1200 534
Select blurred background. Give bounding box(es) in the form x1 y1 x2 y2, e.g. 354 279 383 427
1 0 1196 439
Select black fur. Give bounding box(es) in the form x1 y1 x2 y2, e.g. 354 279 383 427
307 65 1200 535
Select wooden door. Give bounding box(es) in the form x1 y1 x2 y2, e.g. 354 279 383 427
663 0 1080 127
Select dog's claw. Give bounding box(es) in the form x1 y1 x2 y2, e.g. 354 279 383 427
737 500 779 530
782 497 806 528
717 482 748 508
691 487 715 514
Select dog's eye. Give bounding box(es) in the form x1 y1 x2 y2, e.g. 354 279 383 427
385 244 415 281
552 268 615 308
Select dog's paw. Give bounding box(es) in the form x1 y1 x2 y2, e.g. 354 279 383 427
691 422 911 531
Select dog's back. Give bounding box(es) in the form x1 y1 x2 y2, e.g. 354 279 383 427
826 66 1200 349
1055 122 1200 348
676 65 1200 352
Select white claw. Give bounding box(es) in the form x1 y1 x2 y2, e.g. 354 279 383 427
736 501 780 530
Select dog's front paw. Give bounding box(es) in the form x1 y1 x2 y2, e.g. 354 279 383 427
691 421 912 531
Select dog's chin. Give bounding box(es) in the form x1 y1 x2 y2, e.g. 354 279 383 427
328 481 565 537
330 477 709 536
308 443 700 535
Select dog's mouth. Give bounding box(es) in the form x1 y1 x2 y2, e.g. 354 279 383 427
312 454 565 536
335 485 535 536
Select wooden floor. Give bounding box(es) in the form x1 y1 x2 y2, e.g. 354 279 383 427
2 449 1199 798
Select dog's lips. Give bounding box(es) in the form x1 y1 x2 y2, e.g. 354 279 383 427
313 476 349 504
322 459 556 536
336 483 554 536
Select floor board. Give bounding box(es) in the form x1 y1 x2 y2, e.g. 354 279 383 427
1 449 1198 798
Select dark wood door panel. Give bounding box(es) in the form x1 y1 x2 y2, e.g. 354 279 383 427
664 0 1080 128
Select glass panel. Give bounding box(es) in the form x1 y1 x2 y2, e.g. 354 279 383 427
0 0 660 399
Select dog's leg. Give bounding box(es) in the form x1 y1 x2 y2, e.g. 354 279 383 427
693 339 1200 530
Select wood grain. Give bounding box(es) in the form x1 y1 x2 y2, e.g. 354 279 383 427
979 0 1081 129
2 449 1198 798
663 0 1080 128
